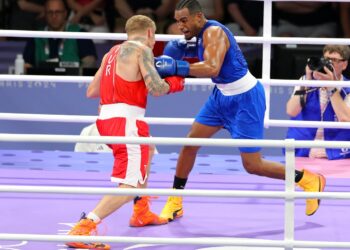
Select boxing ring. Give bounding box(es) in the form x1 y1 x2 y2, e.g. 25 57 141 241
1 0 350 249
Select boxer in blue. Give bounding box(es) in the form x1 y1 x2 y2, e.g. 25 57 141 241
154 0 326 219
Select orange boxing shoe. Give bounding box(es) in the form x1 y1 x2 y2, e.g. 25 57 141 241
129 196 168 227
297 169 326 216
66 213 110 249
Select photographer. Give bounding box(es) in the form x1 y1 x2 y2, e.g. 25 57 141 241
285 45 350 160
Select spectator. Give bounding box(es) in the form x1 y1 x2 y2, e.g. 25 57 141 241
286 45 350 160
66 0 109 43
166 0 224 34
274 2 338 38
340 2 350 38
224 0 264 36
113 0 176 34
22 0 97 69
9 0 46 32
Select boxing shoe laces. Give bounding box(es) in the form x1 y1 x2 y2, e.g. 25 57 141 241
160 196 183 222
66 212 110 249
129 196 168 227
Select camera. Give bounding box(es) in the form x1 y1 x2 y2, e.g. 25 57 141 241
306 57 333 73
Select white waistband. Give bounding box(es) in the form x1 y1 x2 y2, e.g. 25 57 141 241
99 103 145 119
216 71 257 96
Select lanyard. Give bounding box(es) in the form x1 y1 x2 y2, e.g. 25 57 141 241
44 25 66 57
44 39 65 57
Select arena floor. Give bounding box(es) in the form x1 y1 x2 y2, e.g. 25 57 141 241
1 150 349 250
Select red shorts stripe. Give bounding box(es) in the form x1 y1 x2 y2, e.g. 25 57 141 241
96 117 149 187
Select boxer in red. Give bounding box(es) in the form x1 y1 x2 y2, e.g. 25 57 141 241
66 15 184 249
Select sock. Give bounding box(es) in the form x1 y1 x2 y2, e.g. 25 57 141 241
134 196 142 204
295 170 304 183
87 212 101 224
173 176 187 189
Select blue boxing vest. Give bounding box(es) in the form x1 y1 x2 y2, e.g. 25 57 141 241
286 77 350 160
196 20 248 84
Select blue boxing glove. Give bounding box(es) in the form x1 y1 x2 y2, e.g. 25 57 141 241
155 55 189 78
163 39 197 60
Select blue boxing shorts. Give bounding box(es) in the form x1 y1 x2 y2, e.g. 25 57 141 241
195 81 266 153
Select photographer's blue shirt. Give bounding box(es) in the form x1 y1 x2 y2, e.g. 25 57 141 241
286 77 350 160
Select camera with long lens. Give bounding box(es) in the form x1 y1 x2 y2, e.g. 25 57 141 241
306 57 333 73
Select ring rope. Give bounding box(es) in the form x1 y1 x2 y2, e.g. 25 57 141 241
1 133 350 148
0 74 212 86
1 113 350 129
0 184 349 200
0 29 350 45
1 75 350 88
1 233 350 249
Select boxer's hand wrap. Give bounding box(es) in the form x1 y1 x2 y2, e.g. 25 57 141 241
164 76 185 94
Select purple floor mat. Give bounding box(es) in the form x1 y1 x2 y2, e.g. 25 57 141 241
0 150 349 250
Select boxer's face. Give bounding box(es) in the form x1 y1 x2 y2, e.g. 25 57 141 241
174 8 202 40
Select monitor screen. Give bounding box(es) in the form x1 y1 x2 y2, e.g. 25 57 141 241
26 67 80 75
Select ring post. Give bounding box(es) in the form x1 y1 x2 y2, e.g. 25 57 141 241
284 139 296 250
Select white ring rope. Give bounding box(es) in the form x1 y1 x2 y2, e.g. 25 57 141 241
2 113 350 129
1 133 350 149
1 75 350 88
1 234 350 249
1 29 350 45
0 184 349 200
0 75 215 86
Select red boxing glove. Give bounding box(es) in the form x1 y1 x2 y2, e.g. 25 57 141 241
164 76 185 94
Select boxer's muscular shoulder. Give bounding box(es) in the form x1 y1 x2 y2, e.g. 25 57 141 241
119 41 144 59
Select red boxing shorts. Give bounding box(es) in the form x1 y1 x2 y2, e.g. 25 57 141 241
96 117 149 187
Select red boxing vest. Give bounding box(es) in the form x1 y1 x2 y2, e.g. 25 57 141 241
99 44 148 108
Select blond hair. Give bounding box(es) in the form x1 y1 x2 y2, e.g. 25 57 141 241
125 15 156 35
323 45 350 61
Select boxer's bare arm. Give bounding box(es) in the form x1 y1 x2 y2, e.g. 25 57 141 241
86 54 107 98
189 27 229 77
139 46 170 96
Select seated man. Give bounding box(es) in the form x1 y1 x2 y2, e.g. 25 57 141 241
23 0 97 70
286 45 350 160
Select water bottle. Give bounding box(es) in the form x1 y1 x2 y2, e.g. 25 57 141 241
15 54 24 75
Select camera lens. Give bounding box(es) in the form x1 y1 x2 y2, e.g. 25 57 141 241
307 57 322 71
307 56 333 73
